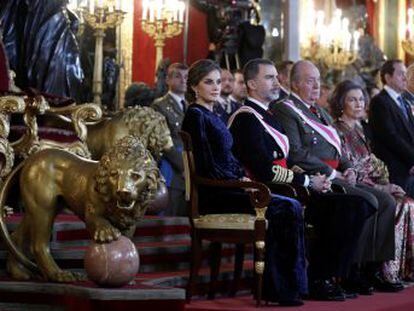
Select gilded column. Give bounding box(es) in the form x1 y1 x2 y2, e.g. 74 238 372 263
117 1 134 110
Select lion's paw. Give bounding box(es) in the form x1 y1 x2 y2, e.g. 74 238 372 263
93 225 121 243
49 270 81 282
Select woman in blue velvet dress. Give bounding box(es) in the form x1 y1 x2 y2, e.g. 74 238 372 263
181 59 307 306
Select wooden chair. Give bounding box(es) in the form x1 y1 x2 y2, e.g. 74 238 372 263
180 130 272 306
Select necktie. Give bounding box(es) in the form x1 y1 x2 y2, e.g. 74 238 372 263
397 96 410 121
309 104 327 125
180 99 186 112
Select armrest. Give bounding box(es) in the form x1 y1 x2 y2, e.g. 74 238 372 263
195 176 271 211
267 183 311 203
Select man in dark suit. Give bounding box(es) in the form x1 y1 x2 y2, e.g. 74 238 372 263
229 59 376 301
272 60 399 293
371 60 414 198
401 63 414 127
213 68 241 123
151 63 188 216
230 69 247 104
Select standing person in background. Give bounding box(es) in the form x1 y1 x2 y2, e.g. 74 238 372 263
230 69 247 105
151 63 188 216
214 68 241 123
370 60 414 198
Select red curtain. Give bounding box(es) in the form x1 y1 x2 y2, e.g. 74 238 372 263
132 0 209 86
365 0 376 36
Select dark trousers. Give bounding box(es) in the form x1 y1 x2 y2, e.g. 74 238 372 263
305 191 375 280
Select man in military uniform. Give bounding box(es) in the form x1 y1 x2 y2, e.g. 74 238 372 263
151 63 188 216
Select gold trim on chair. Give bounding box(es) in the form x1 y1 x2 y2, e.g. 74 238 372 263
194 214 261 230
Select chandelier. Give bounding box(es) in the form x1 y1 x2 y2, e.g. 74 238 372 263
402 8 414 56
300 2 360 70
141 0 186 69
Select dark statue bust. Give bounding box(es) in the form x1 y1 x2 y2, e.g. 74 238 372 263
0 0 84 103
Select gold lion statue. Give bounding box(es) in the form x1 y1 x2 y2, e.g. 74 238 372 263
5 135 163 282
87 106 173 160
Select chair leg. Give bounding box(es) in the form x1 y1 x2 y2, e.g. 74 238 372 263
229 243 245 297
186 230 202 302
208 241 222 299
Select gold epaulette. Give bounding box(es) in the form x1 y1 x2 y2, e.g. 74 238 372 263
271 165 294 183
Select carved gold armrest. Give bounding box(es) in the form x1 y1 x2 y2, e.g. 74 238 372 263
195 177 271 220
48 103 103 142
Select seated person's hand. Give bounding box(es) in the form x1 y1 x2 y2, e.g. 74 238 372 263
239 176 251 182
310 173 331 193
342 168 357 186
383 183 406 198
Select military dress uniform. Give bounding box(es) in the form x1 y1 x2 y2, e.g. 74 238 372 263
151 92 187 216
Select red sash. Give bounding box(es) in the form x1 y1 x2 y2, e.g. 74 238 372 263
322 159 339 169
272 158 287 168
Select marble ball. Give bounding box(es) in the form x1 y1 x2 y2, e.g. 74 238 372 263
84 235 139 287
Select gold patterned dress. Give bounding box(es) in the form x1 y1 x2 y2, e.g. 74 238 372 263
335 119 414 282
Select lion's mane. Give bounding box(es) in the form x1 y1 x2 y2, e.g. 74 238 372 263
94 135 164 229
120 107 172 158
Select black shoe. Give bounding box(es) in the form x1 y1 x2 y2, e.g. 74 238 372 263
342 279 373 296
279 299 304 307
335 284 358 299
309 279 346 301
371 273 404 292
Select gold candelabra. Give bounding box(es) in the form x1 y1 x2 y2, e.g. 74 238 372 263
300 3 359 70
81 0 125 105
141 0 185 68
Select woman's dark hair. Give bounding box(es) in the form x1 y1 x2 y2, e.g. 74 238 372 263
329 80 368 119
186 59 220 103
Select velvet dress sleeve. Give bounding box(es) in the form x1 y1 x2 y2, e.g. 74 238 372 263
182 107 244 180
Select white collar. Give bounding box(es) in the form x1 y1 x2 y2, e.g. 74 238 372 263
247 97 269 111
384 85 402 105
168 91 185 104
291 92 312 109
280 85 290 96
229 95 239 103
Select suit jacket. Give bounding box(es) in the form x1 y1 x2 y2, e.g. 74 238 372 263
369 89 414 186
151 93 186 189
272 95 352 176
213 98 242 124
229 99 305 185
402 90 414 116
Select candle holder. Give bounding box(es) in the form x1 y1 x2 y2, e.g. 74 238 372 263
141 0 186 69
81 0 126 105
300 6 359 70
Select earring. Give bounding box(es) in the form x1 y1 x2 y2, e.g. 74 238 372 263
195 90 199 100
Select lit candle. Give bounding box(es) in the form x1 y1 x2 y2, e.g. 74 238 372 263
142 0 148 20
155 0 162 20
315 11 324 42
116 0 121 10
178 1 185 23
97 0 104 8
89 0 95 14
353 30 360 52
149 1 155 22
